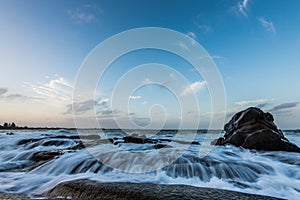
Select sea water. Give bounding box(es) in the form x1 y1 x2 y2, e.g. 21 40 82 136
0 129 299 199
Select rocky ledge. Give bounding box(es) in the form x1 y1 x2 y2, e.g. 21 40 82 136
0 180 283 200
213 107 300 152
44 179 282 200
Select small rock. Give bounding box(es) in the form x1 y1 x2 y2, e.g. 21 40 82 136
32 150 62 162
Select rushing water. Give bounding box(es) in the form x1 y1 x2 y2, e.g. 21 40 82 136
0 129 299 199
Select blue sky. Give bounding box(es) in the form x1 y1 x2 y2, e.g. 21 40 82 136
0 0 300 128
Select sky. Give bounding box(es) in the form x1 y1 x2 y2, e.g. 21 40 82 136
0 0 300 129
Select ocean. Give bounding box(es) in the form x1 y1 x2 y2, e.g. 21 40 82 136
0 129 299 199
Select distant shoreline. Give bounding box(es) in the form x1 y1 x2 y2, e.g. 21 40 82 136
0 127 75 130
1 127 299 132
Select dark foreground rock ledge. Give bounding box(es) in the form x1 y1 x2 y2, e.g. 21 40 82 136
213 107 300 152
44 179 282 200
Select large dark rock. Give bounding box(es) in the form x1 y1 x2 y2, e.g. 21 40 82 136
45 179 282 200
123 135 149 144
213 107 300 152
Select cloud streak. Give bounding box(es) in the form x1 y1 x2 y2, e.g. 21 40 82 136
179 41 189 51
66 99 96 114
196 24 213 33
186 32 197 45
68 4 103 24
187 32 196 40
181 81 206 96
65 98 111 115
256 102 269 108
237 0 250 17
0 87 43 101
143 78 152 84
235 99 269 106
26 77 73 104
0 88 8 96
129 95 141 100
268 102 299 113
258 17 276 34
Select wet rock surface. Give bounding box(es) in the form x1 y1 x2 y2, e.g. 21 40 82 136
12 133 182 173
213 107 300 152
45 179 283 200
0 192 31 200
16 134 100 146
122 135 199 146
32 150 62 162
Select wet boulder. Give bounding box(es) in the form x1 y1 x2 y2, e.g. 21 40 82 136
32 150 62 162
213 107 300 152
123 135 157 144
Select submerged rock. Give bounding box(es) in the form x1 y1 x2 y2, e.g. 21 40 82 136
32 150 62 162
213 107 300 152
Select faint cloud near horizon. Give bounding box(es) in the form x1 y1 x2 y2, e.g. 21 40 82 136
268 102 299 113
0 87 8 96
129 95 141 100
1 94 42 101
0 87 43 102
67 4 103 24
64 98 111 115
258 17 276 35
235 98 269 106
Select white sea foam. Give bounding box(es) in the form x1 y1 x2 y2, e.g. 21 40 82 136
0 129 299 199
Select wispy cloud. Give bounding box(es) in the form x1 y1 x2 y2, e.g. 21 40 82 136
143 78 152 84
98 109 115 116
98 98 109 105
186 32 197 45
235 99 269 106
179 41 189 51
0 87 8 96
65 98 110 115
66 99 96 114
68 4 103 24
96 99 120 118
256 102 269 108
25 76 73 104
0 87 43 101
237 0 250 17
187 32 196 40
4 94 43 101
210 55 225 60
194 54 225 61
258 17 276 34
181 81 207 96
196 24 213 33
129 95 141 100
268 102 299 113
